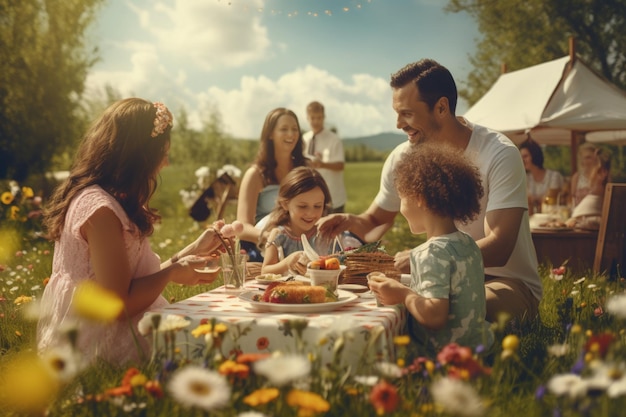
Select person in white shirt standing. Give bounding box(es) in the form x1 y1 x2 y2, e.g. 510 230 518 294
303 101 347 213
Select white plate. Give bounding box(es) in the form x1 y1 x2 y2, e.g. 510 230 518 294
194 267 221 274
337 283 368 292
255 274 288 285
238 289 358 313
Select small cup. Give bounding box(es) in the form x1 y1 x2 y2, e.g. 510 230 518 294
366 271 387 307
308 264 346 295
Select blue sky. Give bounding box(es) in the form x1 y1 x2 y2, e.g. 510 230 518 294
87 0 479 139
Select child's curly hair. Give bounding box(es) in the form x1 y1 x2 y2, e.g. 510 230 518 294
393 143 483 224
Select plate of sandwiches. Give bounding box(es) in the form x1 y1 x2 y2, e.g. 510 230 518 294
239 281 357 313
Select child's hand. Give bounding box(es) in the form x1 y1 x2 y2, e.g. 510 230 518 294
286 251 307 276
368 276 408 306
393 250 411 274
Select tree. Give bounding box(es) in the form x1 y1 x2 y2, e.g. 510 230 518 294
446 0 626 105
0 0 105 181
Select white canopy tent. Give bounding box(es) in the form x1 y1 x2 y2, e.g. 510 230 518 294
463 54 626 171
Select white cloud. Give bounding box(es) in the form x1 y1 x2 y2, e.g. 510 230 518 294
201 65 396 139
144 0 270 70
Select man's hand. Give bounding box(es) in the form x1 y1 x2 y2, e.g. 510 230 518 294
394 249 411 274
316 213 352 238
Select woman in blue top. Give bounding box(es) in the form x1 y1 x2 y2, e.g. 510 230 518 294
236 108 308 262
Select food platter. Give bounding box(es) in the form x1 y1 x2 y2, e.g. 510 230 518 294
238 289 358 313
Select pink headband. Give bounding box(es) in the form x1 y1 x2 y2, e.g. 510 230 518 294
151 102 173 138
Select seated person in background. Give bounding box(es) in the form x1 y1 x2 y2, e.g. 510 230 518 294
571 142 598 208
519 137 564 214
236 108 308 262
261 167 335 275
566 147 612 230
368 143 494 358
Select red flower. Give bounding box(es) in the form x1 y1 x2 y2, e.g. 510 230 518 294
256 336 270 350
585 332 615 358
369 380 399 413
437 343 473 365
144 380 164 398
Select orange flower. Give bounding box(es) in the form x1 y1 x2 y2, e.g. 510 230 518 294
286 389 330 414
236 352 271 364
369 380 399 414
105 385 133 397
218 360 249 378
243 387 280 406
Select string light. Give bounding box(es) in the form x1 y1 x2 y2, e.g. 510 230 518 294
217 0 371 18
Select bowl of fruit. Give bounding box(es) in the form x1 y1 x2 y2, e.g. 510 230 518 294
307 257 345 294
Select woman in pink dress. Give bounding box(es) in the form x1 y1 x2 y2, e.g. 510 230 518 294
37 98 226 365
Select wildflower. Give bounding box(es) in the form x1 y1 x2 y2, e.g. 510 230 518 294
376 361 403 379
501 334 520 352
254 354 311 387
430 376 485 417
41 345 84 384
287 389 331 414
243 387 280 407
144 380 164 398
0 352 60 415
369 380 399 413
138 313 160 335
238 413 268 417
1 191 13 204
158 314 191 332
438 343 473 365
606 293 626 319
547 343 570 357
573 277 586 285
168 366 231 411
191 322 227 338
608 375 626 398
547 373 587 399
584 332 615 358
13 295 32 305
256 336 270 350
72 280 124 323
218 360 250 379
394 335 411 346
236 352 271 364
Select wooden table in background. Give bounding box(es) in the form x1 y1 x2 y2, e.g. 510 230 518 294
531 228 598 272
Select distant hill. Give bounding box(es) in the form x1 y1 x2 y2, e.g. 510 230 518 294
342 132 406 152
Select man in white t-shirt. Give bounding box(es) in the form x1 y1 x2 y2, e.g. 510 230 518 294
303 101 347 213
317 59 542 323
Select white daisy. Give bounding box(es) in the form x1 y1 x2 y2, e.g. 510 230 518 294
254 354 311 387
547 373 586 398
547 343 570 357
41 345 84 384
137 313 162 336
608 376 626 398
168 366 231 411
158 314 190 332
606 293 626 319
430 376 485 417
376 362 403 379
353 375 379 386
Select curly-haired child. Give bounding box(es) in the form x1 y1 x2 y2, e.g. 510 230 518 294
368 143 494 357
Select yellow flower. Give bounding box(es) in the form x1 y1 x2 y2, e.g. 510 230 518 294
21 186 34 198
0 352 60 414
1 191 13 205
10 205 20 220
243 387 280 406
501 334 520 351
286 389 330 414
191 322 228 338
14 295 33 305
72 281 124 323
130 373 148 387
394 335 410 346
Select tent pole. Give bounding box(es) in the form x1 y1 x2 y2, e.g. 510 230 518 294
571 131 579 175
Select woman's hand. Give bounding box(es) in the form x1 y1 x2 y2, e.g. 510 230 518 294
171 255 221 285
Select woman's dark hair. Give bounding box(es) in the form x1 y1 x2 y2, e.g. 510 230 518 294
44 98 172 240
254 108 306 185
519 137 544 169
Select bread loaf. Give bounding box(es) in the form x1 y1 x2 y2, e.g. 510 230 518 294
262 281 326 304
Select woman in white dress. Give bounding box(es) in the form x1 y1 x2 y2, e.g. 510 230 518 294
519 137 564 214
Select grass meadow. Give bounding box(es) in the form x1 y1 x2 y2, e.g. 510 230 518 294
1 162 626 416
